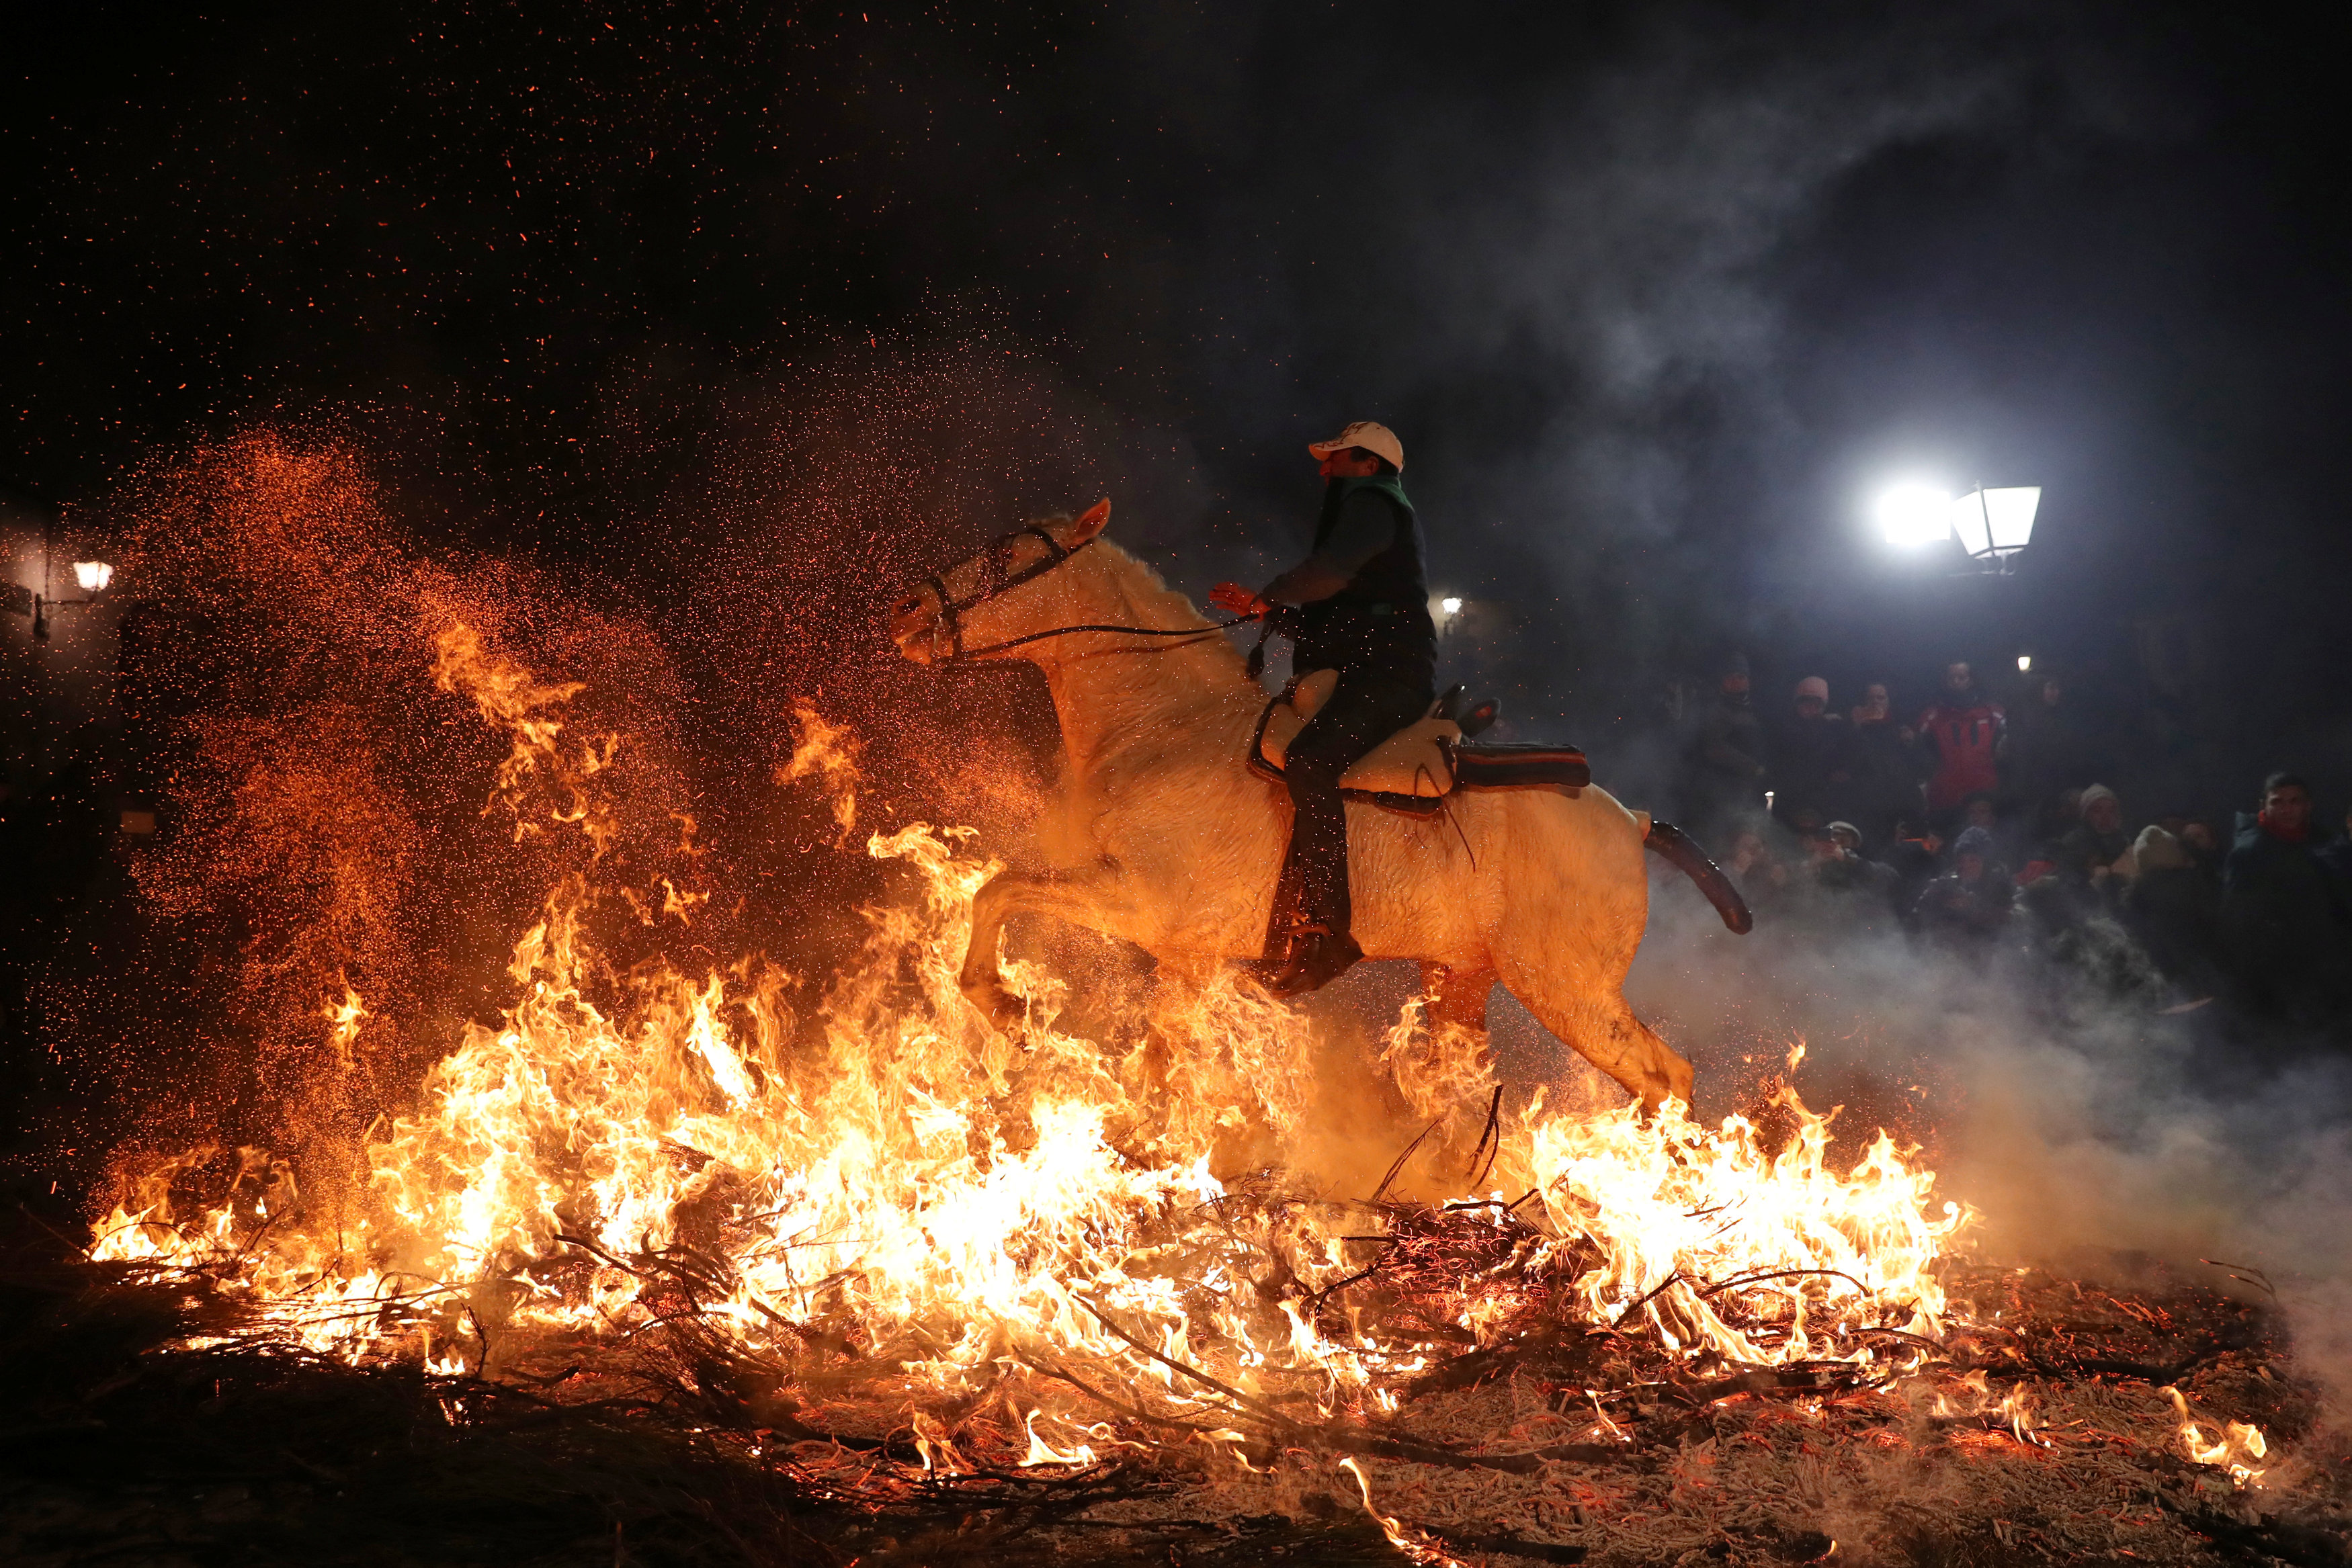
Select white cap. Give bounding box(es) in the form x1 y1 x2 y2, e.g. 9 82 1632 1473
1307 420 1404 472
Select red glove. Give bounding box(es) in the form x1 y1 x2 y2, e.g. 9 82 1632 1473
1208 581 1270 619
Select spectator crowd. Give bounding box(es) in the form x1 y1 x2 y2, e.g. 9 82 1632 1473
1681 652 2352 1032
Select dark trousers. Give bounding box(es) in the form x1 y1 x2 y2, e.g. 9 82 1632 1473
1282 668 1433 939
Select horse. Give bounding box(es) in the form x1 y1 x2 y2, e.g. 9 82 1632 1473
886 498 1738 1113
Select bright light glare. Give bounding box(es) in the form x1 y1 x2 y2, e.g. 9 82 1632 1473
1439 597 1462 615
73 561 114 593
1875 484 1951 547
2017 654 2033 672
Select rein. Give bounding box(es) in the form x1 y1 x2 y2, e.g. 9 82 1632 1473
921 523 1253 661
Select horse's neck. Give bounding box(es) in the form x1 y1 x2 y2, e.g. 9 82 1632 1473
1030 553 1255 770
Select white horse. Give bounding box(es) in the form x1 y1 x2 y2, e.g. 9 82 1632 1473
886 500 1742 1111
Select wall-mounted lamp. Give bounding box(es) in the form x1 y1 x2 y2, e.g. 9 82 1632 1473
2017 653 2033 673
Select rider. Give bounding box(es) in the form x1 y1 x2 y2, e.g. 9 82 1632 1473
1210 421 1437 995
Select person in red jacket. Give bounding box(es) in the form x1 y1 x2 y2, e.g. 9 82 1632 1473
1915 661 2005 820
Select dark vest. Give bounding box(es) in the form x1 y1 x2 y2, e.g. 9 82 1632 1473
1296 474 1437 683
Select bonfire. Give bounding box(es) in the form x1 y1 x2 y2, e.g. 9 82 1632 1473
46 625 2345 1567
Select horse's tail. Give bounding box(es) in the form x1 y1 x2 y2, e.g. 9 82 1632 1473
1642 818 1754 934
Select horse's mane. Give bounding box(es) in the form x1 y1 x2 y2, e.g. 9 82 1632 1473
1029 516 1249 678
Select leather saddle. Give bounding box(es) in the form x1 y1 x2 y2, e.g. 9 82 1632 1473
1249 670 1591 818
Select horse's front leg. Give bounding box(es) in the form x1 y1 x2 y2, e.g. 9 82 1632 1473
960 866 1130 1031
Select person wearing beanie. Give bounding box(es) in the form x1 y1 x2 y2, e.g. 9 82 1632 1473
2056 783 2136 907
1686 650 1767 841
1912 822 2016 942
1767 673 1845 833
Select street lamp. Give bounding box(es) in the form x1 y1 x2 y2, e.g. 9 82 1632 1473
1872 482 2040 572
1949 487 2040 568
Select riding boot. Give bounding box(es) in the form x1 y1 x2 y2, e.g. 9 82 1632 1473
1267 831 1363 996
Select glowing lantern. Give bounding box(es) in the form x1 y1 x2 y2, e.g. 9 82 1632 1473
73 561 114 593
1950 488 2040 564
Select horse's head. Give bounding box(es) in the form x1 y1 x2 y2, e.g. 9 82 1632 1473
887 498 1112 665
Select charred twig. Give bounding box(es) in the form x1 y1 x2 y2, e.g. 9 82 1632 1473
1465 1086 1505 1186
1015 1357 1232 1435
1433 1530 1589 1563
1369 1117 1444 1205
554 1231 652 1276
1305 1238 1400 1313
1075 1298 1294 1428
1665 1364 1851 1407
1610 1272 1685 1332
2201 1257 2282 1305
1693 1266 1874 1301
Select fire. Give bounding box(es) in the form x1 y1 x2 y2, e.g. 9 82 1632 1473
1341 1456 1471 1566
321 982 368 1065
90 624 1978 1487
775 698 864 840
2167 1385 2268 1484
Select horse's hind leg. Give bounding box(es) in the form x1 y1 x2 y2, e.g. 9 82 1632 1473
1493 960 1693 1115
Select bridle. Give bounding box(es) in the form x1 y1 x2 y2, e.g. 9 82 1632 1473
914 523 1248 662
919 524 1087 660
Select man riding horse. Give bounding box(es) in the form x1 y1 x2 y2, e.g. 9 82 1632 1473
1210 421 1436 997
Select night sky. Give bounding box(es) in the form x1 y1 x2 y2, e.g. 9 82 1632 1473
9 1 2352 797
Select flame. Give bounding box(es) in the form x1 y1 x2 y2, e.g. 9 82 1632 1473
2167 1385 2267 1484
1019 1408 1097 1468
322 981 369 1066
90 631 1988 1523
1340 1456 1470 1567
775 699 863 842
1517 1085 1964 1365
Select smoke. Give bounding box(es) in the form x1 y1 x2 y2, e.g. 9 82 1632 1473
1624 862 2352 1391
1097 2 2198 723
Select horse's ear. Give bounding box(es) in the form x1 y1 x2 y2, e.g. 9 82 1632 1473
1070 498 1111 543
